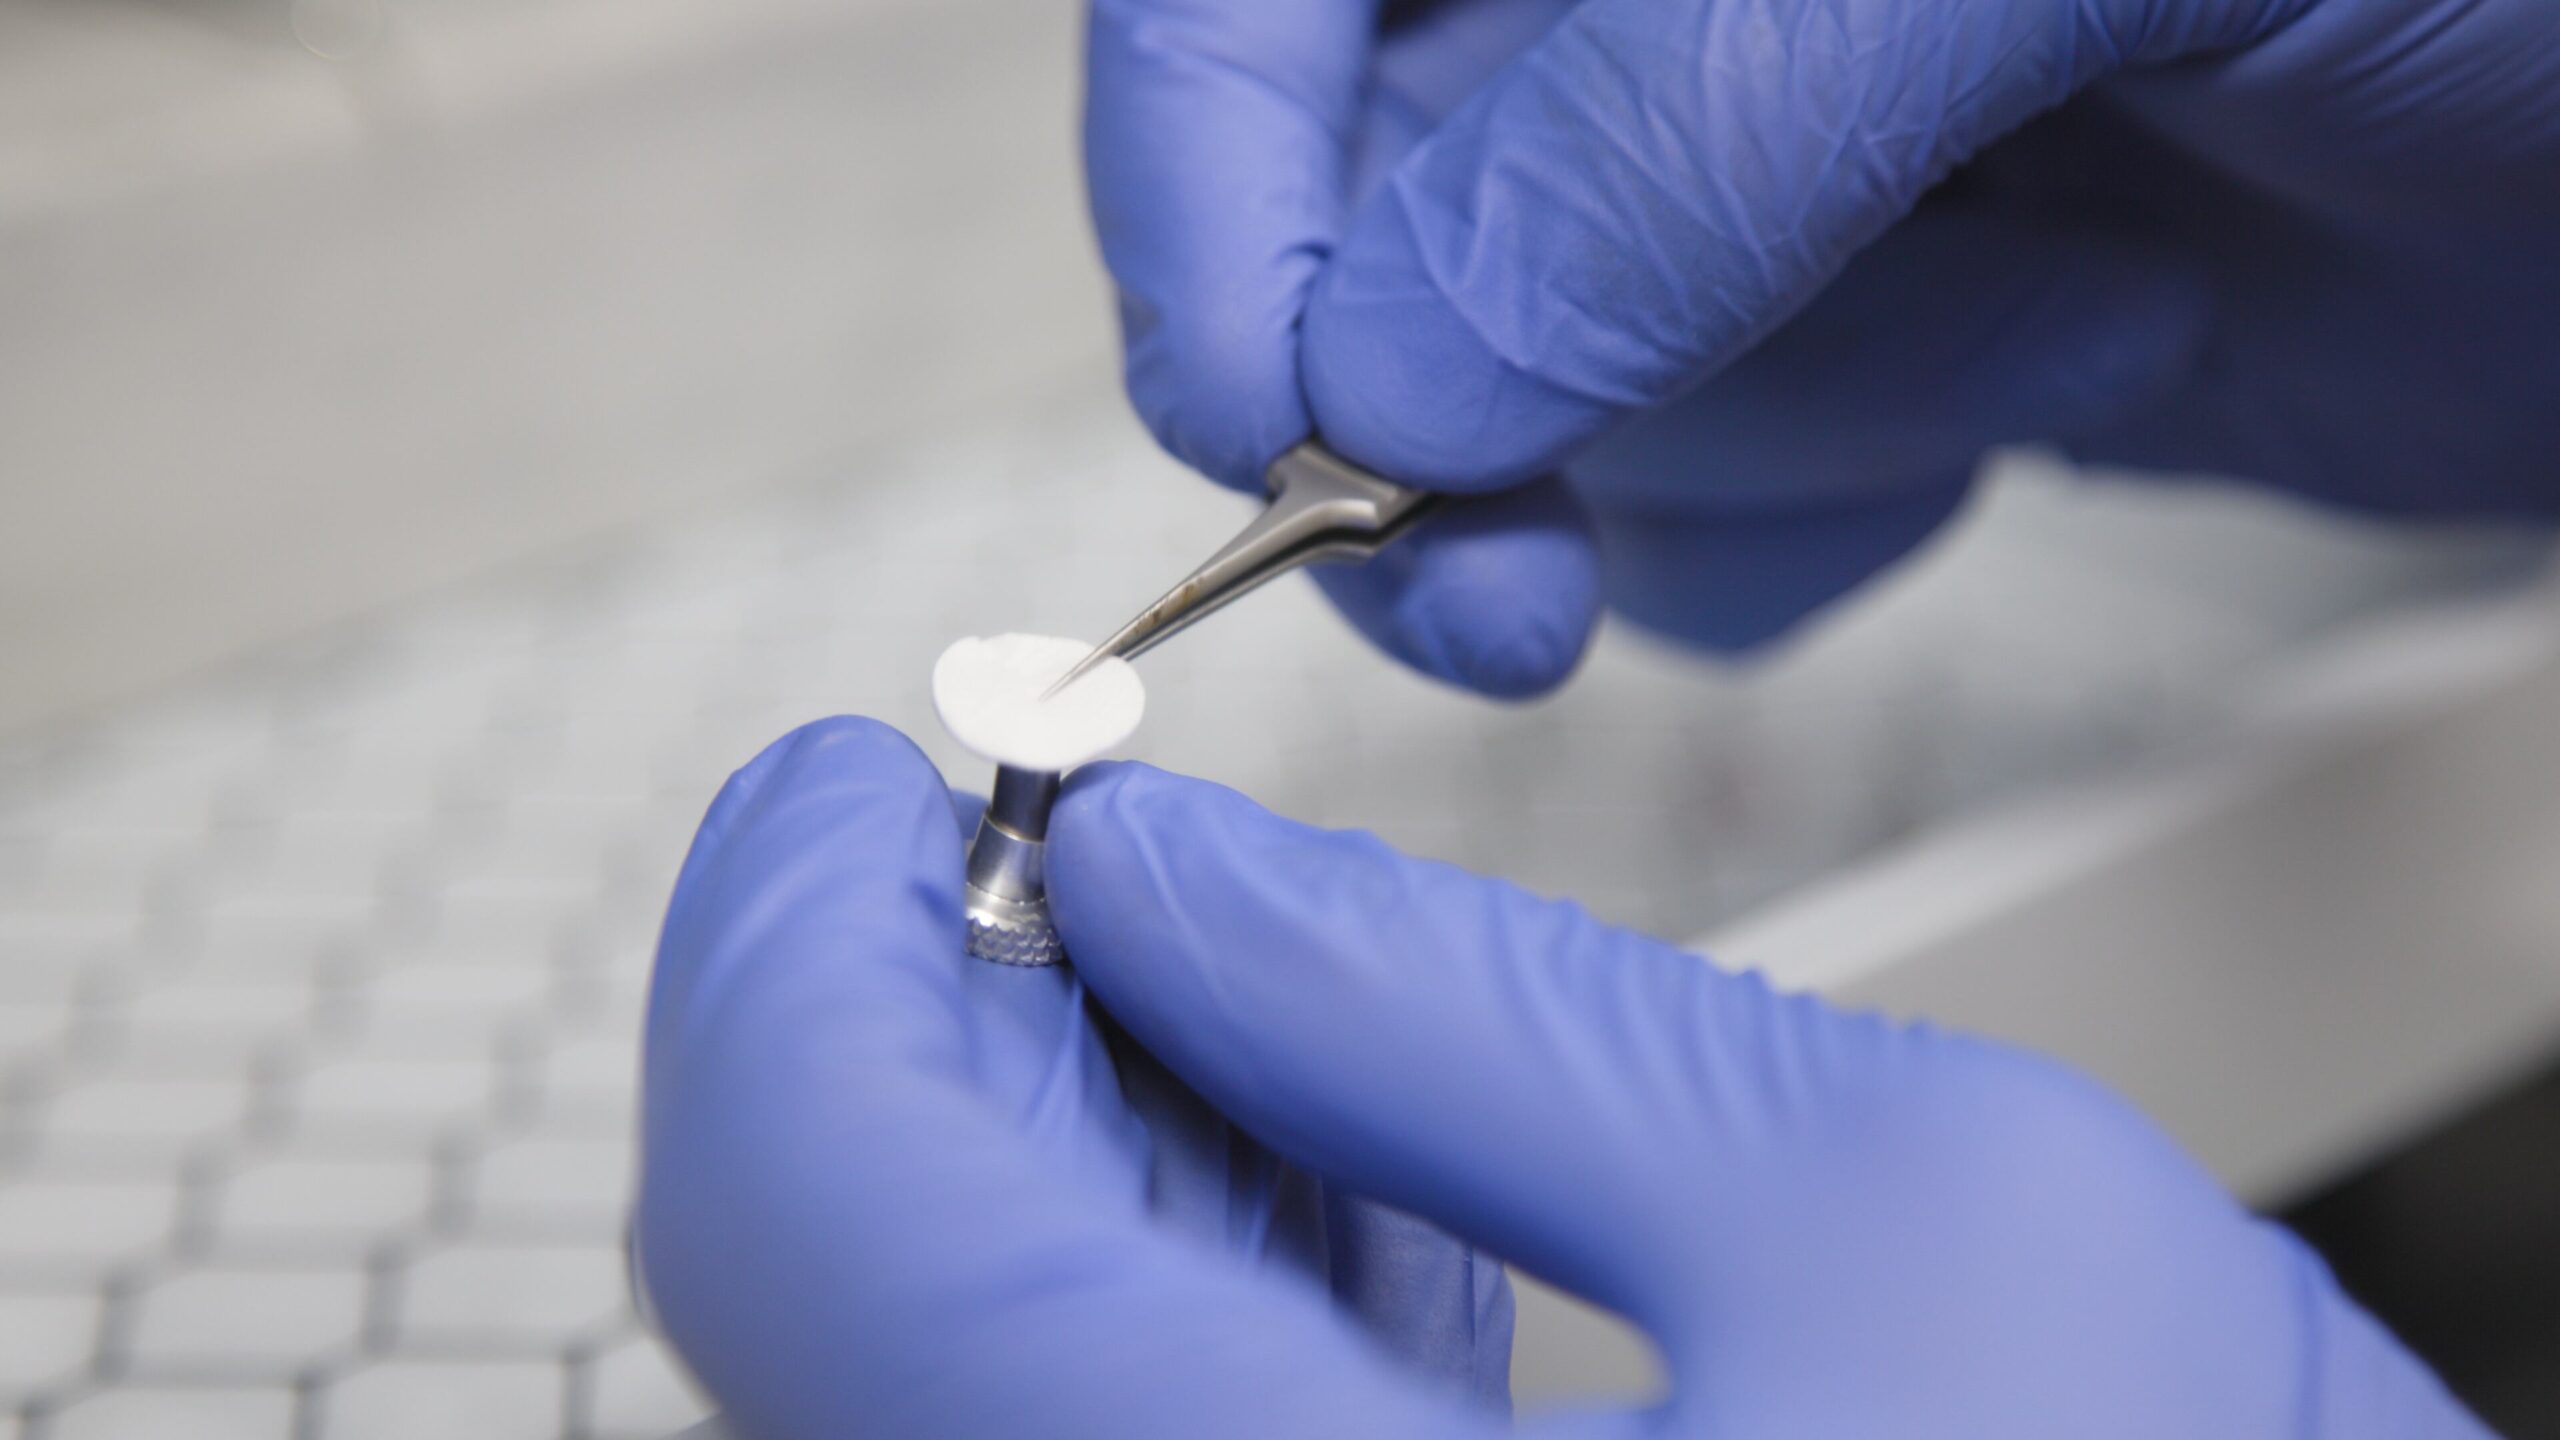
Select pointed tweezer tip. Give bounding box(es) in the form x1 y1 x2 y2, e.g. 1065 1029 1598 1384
1041 607 1160 699
1037 648 1108 700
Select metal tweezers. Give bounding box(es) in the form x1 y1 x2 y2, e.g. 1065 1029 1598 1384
1045 442 1443 695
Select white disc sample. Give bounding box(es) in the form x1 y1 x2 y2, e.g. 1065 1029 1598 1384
932 634 1146 771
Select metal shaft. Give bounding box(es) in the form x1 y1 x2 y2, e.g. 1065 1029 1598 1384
962 765 1065 965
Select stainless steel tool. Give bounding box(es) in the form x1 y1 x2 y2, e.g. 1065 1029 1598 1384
961 441 1443 965
960 764 1067 965
1042 441 1444 697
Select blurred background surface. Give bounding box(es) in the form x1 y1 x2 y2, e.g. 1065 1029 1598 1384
4 2 2558 1437
3 0 1103 736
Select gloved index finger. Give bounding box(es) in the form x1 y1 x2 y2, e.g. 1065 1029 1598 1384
1298 0 2306 489
1084 0 1382 490
1047 760 1889 1346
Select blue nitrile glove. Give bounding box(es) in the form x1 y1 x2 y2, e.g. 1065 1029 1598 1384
639 717 2486 1437
633 717 1509 1440
1047 758 2492 1438
1085 0 2560 684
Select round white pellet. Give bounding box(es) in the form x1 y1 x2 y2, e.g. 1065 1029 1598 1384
931 634 1145 771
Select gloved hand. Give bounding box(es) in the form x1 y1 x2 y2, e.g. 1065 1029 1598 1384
639 716 2486 1438
1085 0 2560 689
634 717 1509 1440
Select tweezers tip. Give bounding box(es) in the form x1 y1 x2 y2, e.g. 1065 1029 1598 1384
1037 647 1107 700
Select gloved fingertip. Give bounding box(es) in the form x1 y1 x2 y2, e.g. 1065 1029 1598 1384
1051 758 1134 828
1048 761 1217 961
1085 0 1371 493
692 715 946 851
759 712 941 784
1051 760 1185 867
652 716 963 1084
1434 580 1595 699
1121 295 1315 493
1314 476 1601 697
948 790 986 839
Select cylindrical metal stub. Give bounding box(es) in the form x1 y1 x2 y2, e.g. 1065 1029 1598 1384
962 766 1065 965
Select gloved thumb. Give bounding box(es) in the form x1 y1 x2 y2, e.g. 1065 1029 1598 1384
1046 760 1909 1342
1298 0 2298 487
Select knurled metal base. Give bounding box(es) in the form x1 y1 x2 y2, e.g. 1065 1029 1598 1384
963 885 1065 966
